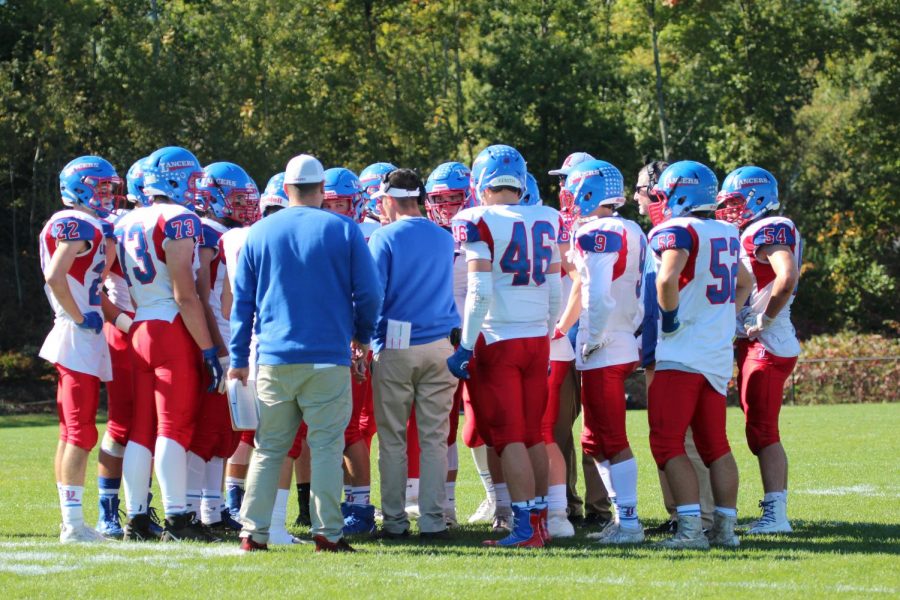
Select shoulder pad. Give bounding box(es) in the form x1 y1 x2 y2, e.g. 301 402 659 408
50 217 97 242
650 225 694 254
576 229 623 254
164 213 202 241
200 223 223 249
751 222 796 248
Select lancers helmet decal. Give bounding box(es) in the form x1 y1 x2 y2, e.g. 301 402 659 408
647 160 719 226
196 162 260 225
564 160 625 216
715 165 779 228
142 146 204 209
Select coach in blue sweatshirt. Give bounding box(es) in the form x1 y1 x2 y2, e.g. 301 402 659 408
367 169 459 539
228 154 382 553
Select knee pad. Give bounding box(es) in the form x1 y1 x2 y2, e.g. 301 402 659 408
600 434 630 461
100 431 126 458
649 432 686 470
746 423 779 456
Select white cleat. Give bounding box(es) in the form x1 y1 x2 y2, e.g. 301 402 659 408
708 512 740 547
586 518 618 540
268 527 302 545
595 522 645 545
467 498 496 524
60 523 108 544
491 506 513 533
654 515 709 550
404 499 420 520
746 498 792 535
546 510 575 538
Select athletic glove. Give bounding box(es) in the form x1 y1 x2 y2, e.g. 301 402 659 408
551 327 566 341
447 347 474 380
202 347 224 393
581 337 611 362
745 313 775 338
216 355 230 394
114 312 133 334
76 311 103 334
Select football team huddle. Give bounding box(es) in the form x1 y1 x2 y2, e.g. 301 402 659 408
39 142 801 551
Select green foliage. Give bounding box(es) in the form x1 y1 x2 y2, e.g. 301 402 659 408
0 0 897 349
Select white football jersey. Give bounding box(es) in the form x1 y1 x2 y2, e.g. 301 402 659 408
220 225 258 379
114 203 202 323
571 215 647 370
649 216 741 394
738 216 802 357
549 271 576 362
38 209 112 380
358 218 381 242
103 210 134 313
452 204 562 343
200 218 231 341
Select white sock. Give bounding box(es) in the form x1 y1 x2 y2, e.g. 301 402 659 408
351 486 371 506
343 485 353 503
471 446 495 501
595 459 617 509
548 484 567 512
270 488 290 531
445 482 456 510
59 485 85 527
225 476 245 490
783 489 788 504
406 478 419 501
156 437 188 516
677 504 701 518
610 458 638 523
715 506 737 518
185 451 205 516
201 457 225 523
494 482 511 509
447 443 459 470
122 442 152 517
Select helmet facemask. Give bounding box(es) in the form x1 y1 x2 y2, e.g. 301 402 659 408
646 187 671 226
425 191 466 227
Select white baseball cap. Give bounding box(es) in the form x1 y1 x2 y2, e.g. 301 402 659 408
284 154 325 185
548 151 595 177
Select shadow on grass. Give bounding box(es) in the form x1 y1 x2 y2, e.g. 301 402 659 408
336 520 900 559
0 413 60 428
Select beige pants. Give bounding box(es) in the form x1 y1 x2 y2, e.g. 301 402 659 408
658 428 716 529
373 338 456 533
240 364 351 543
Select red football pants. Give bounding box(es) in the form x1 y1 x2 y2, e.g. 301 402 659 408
55 364 100 450
736 339 798 455
544 360 574 444
648 369 731 469
103 318 134 447
580 361 637 458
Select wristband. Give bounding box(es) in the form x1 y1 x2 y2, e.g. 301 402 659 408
114 313 133 333
660 305 680 334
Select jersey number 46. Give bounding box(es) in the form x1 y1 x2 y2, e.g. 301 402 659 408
501 221 555 286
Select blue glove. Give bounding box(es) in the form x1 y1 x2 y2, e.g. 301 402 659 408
202 347 224 393
447 347 474 380
660 305 680 335
76 311 103 334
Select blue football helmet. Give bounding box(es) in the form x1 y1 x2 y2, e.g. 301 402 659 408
59 155 121 218
323 167 364 220
565 160 625 216
425 161 472 226
359 162 397 215
260 172 289 216
647 160 719 226
715 166 779 228
142 146 204 209
125 157 151 207
196 162 260 225
519 173 542 206
470 144 527 204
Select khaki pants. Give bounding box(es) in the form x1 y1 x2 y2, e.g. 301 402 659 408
240 364 351 543
658 427 715 529
373 338 456 534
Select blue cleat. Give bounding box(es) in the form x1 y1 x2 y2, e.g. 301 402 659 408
342 504 376 535
96 495 124 539
226 485 244 519
483 505 544 548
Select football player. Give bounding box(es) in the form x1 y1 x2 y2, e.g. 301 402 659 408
116 146 223 542
185 162 259 534
559 160 648 544
321 167 377 535
359 161 397 230
448 145 563 548
39 156 119 543
645 160 753 549
716 166 801 534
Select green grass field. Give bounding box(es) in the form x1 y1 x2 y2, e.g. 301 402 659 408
1 404 898 598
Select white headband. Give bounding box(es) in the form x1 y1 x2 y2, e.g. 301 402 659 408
371 179 421 200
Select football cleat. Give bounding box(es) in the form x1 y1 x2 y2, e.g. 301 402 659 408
547 510 575 539
708 512 740 547
468 498 496 524
343 504 377 535
314 535 356 553
594 522 645 545
654 515 709 550
268 528 302 545
226 485 244 519
123 513 161 542
60 523 107 544
207 510 242 535
492 506 513 533
645 518 678 536
96 495 124 539
537 506 550 543
483 506 543 548
146 493 164 537
746 498 792 535
586 518 619 540
238 535 268 552
295 486 312 527
160 512 222 543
